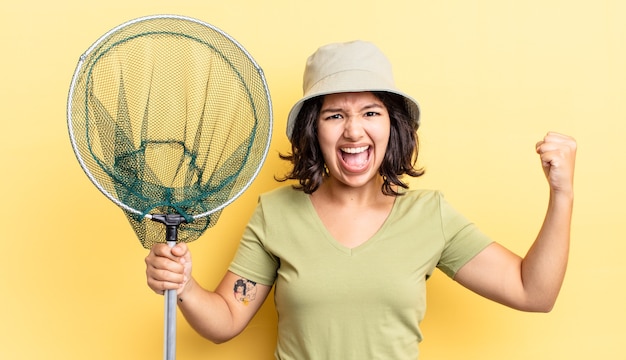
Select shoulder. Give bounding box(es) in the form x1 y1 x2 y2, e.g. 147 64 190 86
250 186 315 239
256 186 308 215
396 188 444 209
260 185 305 203
392 188 465 227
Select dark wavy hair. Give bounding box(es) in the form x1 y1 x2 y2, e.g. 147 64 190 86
277 91 424 196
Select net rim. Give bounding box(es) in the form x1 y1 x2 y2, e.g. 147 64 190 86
67 14 273 221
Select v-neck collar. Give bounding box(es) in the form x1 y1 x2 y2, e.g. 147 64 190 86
302 190 400 256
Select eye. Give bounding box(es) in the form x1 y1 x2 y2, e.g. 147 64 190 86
324 113 343 120
364 111 380 117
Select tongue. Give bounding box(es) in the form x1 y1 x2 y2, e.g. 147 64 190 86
343 151 369 167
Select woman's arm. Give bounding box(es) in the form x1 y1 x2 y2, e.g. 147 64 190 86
146 243 271 343
454 132 576 312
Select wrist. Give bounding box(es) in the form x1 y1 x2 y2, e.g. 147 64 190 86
177 277 196 303
550 188 574 204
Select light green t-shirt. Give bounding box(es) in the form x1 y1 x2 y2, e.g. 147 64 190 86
229 186 493 360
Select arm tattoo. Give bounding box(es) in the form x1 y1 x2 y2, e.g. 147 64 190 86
233 278 257 306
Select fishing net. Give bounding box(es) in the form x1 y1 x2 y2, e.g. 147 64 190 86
67 15 272 359
67 15 272 249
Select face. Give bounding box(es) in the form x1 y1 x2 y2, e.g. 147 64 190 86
317 92 390 189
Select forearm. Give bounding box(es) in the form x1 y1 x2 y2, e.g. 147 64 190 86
176 272 270 343
176 278 241 343
146 244 266 342
520 190 573 311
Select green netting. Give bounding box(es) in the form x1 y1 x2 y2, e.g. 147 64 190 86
68 15 272 248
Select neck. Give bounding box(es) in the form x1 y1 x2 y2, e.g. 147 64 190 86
314 176 392 207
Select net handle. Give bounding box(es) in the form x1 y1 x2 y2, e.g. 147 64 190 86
164 241 177 360
151 214 186 359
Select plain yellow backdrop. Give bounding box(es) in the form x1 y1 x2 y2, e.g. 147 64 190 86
1 1 624 359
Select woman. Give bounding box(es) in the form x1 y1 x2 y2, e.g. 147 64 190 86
145 40 577 359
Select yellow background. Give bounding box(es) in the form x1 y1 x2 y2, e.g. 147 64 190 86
1 1 624 359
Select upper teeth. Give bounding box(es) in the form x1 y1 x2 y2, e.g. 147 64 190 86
341 146 368 154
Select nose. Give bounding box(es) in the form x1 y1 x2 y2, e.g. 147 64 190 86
343 116 364 140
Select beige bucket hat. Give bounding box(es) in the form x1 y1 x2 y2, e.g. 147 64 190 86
286 40 420 140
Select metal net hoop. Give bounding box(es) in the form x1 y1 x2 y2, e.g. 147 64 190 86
67 15 272 248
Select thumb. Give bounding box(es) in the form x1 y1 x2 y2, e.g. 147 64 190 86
170 242 189 257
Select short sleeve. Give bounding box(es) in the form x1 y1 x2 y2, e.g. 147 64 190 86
436 194 494 278
228 200 279 286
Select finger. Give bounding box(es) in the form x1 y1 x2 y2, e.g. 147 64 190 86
537 132 577 151
170 242 189 257
150 243 177 259
146 261 186 284
537 142 576 163
146 253 185 275
537 141 576 162
537 146 569 169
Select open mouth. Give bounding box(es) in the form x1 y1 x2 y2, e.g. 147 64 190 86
340 145 371 168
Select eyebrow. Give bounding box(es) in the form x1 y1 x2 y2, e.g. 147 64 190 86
320 103 384 115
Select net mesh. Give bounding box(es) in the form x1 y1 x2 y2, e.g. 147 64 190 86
68 16 272 248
